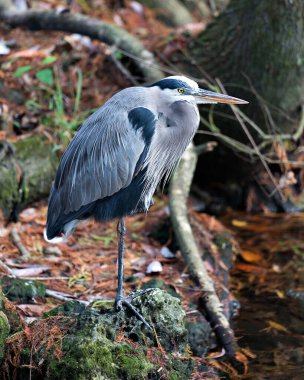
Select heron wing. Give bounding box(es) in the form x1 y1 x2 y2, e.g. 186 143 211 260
50 105 157 216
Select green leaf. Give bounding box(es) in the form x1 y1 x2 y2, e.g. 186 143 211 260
74 68 83 114
41 55 57 65
36 68 54 86
13 65 32 77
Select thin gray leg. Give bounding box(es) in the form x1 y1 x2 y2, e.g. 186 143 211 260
116 217 126 300
114 217 153 330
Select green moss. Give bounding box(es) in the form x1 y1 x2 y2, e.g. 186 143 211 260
0 291 23 334
0 311 10 361
14 135 58 203
131 289 187 352
141 278 181 299
0 142 19 218
115 344 153 379
3 291 194 379
47 325 152 380
166 355 194 380
1 276 46 303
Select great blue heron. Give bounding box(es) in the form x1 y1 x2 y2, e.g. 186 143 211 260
46 75 247 328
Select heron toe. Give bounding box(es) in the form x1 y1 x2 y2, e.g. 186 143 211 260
114 289 155 330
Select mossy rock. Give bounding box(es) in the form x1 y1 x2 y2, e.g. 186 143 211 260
0 311 10 361
0 289 23 334
141 278 181 299
13 290 193 379
1 276 46 303
0 136 58 219
186 321 212 357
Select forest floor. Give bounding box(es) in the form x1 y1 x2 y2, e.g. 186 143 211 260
0 201 303 379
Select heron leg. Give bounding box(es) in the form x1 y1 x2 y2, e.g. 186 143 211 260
114 218 153 330
116 217 126 301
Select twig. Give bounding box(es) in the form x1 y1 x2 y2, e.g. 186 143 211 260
216 80 285 202
45 289 88 304
0 259 16 277
108 47 139 86
169 142 238 358
10 227 31 261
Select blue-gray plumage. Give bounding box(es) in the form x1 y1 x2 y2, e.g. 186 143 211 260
46 75 247 328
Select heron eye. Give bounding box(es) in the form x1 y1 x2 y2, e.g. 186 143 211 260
178 88 185 94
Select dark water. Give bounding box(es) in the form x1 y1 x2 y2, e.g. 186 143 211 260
222 213 304 380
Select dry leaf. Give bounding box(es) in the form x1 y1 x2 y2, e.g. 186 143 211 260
239 250 263 263
267 320 289 333
231 219 248 227
236 263 265 273
235 351 249 374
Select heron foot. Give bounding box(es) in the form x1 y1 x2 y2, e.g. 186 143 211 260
114 288 155 330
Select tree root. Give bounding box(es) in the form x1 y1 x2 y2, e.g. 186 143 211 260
10 226 31 261
0 1 163 82
169 142 239 358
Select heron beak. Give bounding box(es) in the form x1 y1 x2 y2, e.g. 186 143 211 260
193 89 248 104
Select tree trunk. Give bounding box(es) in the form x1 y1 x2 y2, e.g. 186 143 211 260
176 0 304 193
188 0 304 129
139 0 193 27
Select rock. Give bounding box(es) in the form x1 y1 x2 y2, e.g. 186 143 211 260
146 260 163 274
186 321 212 357
141 278 181 299
0 311 10 361
160 246 175 258
0 276 46 303
3 290 194 379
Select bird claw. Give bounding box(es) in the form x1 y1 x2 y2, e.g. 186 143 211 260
114 289 156 330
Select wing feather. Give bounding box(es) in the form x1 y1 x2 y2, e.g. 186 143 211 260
52 107 148 215
49 104 157 219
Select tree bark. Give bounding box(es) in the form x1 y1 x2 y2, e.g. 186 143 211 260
139 0 193 27
187 0 304 130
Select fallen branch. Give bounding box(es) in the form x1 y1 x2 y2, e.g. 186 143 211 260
169 141 239 358
10 226 31 261
45 289 88 304
0 1 163 82
0 259 16 277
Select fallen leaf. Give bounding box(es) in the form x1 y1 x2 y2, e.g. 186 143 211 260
6 49 49 60
241 347 257 359
267 320 289 333
17 304 53 316
235 351 249 374
235 263 265 273
19 208 38 222
231 219 248 227
239 250 263 263
205 348 226 359
275 290 285 299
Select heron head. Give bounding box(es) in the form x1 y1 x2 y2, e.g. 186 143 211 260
149 75 248 105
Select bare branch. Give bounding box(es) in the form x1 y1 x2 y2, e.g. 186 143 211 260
169 142 238 358
0 4 163 82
